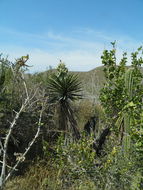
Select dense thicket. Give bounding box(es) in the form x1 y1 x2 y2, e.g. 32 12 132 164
0 44 143 190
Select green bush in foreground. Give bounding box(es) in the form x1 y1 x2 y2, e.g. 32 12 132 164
4 45 143 189
5 135 142 190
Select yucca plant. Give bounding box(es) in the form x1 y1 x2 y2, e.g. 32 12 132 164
47 63 82 139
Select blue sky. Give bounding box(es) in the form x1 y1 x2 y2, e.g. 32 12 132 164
0 0 143 72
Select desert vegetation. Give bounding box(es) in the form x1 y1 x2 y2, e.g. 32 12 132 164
0 43 142 190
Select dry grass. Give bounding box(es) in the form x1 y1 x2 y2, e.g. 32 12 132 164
5 160 98 190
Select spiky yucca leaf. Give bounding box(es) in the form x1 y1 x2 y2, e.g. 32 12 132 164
47 73 82 103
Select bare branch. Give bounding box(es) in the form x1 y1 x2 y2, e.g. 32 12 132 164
0 97 29 188
0 161 18 171
0 63 46 190
4 100 46 183
21 72 29 100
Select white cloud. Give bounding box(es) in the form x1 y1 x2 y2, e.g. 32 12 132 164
0 28 142 73
0 47 102 73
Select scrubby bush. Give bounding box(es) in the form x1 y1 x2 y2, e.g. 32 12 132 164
3 44 143 189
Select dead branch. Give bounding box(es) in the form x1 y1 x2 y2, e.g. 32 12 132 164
4 101 45 183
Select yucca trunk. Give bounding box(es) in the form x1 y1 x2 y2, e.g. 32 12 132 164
58 101 80 140
58 102 68 132
66 104 80 140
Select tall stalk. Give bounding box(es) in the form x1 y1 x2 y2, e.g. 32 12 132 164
123 68 134 155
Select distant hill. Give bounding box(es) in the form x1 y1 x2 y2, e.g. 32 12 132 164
71 66 106 103
31 66 106 103
31 65 143 103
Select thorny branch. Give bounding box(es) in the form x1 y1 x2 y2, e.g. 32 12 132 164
0 65 46 189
